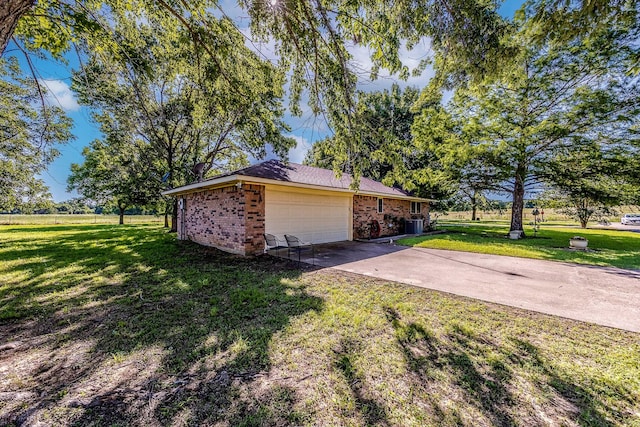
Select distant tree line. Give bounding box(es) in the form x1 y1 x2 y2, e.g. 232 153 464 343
1 198 160 216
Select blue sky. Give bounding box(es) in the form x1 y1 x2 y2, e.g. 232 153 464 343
8 0 524 202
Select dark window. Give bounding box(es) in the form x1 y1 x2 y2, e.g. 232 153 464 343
377 198 383 213
410 201 421 214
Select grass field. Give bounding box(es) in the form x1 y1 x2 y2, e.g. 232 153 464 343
400 223 640 270
1 225 639 426
0 214 163 225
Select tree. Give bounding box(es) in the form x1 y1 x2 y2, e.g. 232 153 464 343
433 17 639 235
0 0 33 55
542 140 637 228
0 56 72 212
1 0 519 184
4 0 637 190
55 197 93 214
72 11 295 230
305 84 419 180
411 88 510 220
305 84 455 207
618 126 640 205
455 146 505 221
68 119 160 225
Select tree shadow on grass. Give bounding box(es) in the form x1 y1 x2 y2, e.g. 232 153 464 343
383 306 629 426
0 225 323 426
333 338 391 426
508 338 633 427
383 306 502 425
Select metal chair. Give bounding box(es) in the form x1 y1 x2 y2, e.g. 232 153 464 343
263 233 287 257
284 234 315 265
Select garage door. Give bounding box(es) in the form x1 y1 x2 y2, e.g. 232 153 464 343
265 188 351 244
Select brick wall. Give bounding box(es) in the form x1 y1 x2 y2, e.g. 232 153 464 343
242 184 266 255
353 195 428 239
177 184 265 255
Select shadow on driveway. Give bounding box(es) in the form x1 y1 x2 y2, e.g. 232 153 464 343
302 240 408 267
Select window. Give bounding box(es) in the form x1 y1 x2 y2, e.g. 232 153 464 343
410 201 421 214
377 198 383 213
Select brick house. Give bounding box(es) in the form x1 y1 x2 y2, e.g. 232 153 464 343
162 160 431 255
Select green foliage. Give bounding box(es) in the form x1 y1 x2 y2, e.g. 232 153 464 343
4 0 520 185
306 84 419 180
417 15 640 233
411 91 509 213
13 0 105 58
5 0 640 197
67 125 160 222
54 197 94 214
70 11 295 228
0 57 73 212
541 142 633 227
524 0 639 74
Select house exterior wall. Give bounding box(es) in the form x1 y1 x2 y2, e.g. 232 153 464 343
177 184 265 255
174 183 428 253
352 195 428 239
243 184 266 255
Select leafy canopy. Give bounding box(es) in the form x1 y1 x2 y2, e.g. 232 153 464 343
0 57 73 211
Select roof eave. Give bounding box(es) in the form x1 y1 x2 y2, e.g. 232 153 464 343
161 174 240 196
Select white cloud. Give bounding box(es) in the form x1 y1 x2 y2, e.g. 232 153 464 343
43 79 80 112
287 134 313 163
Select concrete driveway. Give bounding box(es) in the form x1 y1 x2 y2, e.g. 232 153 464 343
300 241 640 333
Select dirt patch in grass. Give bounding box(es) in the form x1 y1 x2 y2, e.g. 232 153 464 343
1 225 639 426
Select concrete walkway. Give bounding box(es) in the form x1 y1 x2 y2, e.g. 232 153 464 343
301 241 640 333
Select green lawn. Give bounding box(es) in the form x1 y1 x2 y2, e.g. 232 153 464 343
399 223 640 270
1 225 639 426
0 213 163 225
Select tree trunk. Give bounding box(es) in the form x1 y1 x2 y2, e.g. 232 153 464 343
0 0 34 55
510 165 526 237
471 193 477 221
164 211 169 228
170 198 177 233
118 206 125 225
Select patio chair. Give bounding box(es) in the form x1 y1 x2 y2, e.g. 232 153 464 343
263 233 287 257
284 234 315 265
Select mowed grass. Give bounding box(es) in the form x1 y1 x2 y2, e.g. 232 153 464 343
400 223 640 270
1 225 639 426
0 214 163 225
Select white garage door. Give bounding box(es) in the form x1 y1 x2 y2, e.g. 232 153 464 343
265 188 351 244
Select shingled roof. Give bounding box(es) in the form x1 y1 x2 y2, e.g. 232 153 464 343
163 159 428 200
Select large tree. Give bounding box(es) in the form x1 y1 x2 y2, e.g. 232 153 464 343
72 11 295 230
67 121 159 225
435 17 639 235
410 88 509 218
305 84 419 180
0 56 72 212
4 0 638 193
